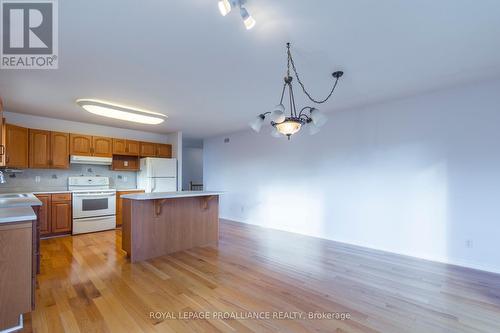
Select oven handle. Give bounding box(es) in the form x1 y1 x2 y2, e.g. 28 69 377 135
75 215 115 221
73 193 116 198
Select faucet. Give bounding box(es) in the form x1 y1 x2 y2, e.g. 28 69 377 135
0 171 5 184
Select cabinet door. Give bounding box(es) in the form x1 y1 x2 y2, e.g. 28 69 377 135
51 132 69 169
6 123 28 168
126 140 140 156
157 144 172 158
35 195 51 236
112 138 127 155
51 201 72 233
29 129 51 168
70 134 93 156
140 142 157 157
93 136 113 157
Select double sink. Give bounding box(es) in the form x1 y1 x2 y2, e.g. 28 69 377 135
0 192 42 209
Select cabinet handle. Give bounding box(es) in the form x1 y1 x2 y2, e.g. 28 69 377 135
0 145 4 155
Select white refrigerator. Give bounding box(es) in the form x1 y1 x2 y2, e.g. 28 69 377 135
137 158 177 192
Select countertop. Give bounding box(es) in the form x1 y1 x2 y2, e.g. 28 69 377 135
0 193 42 208
0 187 71 194
121 191 223 200
115 188 145 192
0 206 37 224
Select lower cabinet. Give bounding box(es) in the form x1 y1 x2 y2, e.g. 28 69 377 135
0 220 34 331
116 190 144 226
35 193 72 237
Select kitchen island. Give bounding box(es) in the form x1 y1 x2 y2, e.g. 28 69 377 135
121 191 223 262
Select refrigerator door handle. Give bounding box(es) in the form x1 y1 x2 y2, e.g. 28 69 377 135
152 178 156 192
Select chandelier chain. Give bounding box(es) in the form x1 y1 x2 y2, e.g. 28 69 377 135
286 44 340 105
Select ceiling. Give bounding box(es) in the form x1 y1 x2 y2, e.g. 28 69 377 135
1 0 500 139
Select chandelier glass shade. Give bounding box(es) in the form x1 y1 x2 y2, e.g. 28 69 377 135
250 43 343 140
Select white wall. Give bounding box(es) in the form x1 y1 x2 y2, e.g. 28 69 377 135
204 78 500 274
182 147 203 190
167 131 183 191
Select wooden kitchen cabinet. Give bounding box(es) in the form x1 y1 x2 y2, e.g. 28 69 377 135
113 139 140 156
5 123 28 168
70 134 112 157
140 141 157 157
51 201 72 233
51 131 70 169
36 194 51 236
0 221 34 331
116 190 144 226
112 155 139 171
157 143 172 158
29 130 69 169
35 193 72 236
92 136 113 157
126 140 140 156
29 129 51 168
139 142 172 158
112 138 127 155
70 134 93 156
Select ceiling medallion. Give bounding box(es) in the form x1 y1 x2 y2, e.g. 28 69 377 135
250 43 344 140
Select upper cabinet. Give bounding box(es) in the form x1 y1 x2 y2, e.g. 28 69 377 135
29 129 51 168
50 132 69 169
113 139 140 156
157 144 172 158
112 139 127 155
6 124 28 168
140 142 156 157
70 134 93 156
92 136 112 157
126 140 140 156
2 121 173 169
70 134 112 157
29 130 69 169
140 142 172 158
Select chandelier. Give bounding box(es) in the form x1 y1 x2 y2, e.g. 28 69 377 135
250 43 343 140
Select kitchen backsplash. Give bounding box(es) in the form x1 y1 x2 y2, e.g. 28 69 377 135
0 164 137 191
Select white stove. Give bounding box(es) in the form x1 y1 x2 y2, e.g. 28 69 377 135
68 177 116 235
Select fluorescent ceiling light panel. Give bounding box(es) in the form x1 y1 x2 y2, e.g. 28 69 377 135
76 99 166 125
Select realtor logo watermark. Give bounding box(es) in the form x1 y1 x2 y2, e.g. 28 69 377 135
1 0 58 69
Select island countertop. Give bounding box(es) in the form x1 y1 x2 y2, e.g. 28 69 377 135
121 191 223 200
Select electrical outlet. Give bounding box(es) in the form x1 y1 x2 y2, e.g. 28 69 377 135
465 239 473 248
123 176 128 182
35 176 41 183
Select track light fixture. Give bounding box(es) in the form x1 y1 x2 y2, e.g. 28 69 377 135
249 43 344 140
218 0 256 30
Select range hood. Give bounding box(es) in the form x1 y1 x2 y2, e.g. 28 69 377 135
70 155 113 165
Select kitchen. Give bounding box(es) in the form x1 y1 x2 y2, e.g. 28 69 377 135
0 100 218 331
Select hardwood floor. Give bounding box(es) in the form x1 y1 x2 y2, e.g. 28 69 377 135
24 220 500 333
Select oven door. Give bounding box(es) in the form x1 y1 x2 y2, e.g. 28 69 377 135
72 192 116 218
